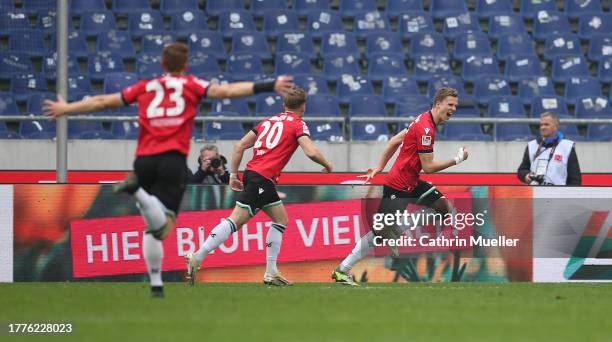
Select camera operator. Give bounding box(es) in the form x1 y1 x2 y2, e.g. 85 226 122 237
517 112 581 186
189 144 229 184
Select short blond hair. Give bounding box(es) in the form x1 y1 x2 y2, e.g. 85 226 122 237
433 87 458 106
284 87 307 110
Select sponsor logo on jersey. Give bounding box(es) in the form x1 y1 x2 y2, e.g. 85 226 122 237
422 135 432 146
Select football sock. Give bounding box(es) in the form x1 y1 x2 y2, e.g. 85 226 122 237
338 231 375 273
143 232 163 287
194 218 237 263
134 188 167 231
265 223 286 275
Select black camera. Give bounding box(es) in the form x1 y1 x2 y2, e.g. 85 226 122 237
210 157 222 169
529 173 545 185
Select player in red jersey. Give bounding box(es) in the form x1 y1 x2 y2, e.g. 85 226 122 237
187 87 333 286
331 88 469 285
43 43 295 297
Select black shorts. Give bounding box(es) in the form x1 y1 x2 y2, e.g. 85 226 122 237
235 170 281 216
133 150 188 216
379 180 444 214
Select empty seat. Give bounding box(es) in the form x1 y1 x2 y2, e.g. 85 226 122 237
504 55 544 82
307 10 343 38
365 32 403 59
294 0 330 16
0 0 13 11
252 0 288 17
565 0 602 20
353 11 390 38
42 52 79 79
80 11 117 37
445 124 491 141
188 31 226 60
429 0 468 19
68 121 108 139
367 54 408 81
352 123 390 141
340 0 377 18
598 57 612 83
171 10 207 38
532 11 571 41
520 0 558 19
349 95 387 117
275 52 312 75
531 96 570 117
0 53 33 78
543 33 581 61
452 104 481 117
231 32 272 60
305 94 341 116
551 56 590 83
386 0 423 18
587 35 612 62
205 121 245 140
495 124 532 141
307 122 344 142
322 55 360 81
565 77 603 105
8 29 48 57
395 95 431 117
496 33 536 61
96 30 136 59
398 11 435 38
189 52 221 74
263 10 299 37
111 121 140 139
413 54 452 82
211 99 251 116
0 93 20 115
475 0 514 18
321 32 359 59
255 93 284 116
443 12 480 40
578 13 612 40
276 32 316 60
409 32 447 57
52 30 89 58
20 115 55 139
37 10 75 34
68 75 92 93
160 0 199 16
70 0 106 15
0 11 30 35
488 13 528 40
141 33 176 55
473 77 511 105
205 0 244 17
135 54 163 79
112 0 150 14
293 74 329 95
103 73 138 94
487 96 527 117
87 52 125 81
10 73 47 101
576 96 610 118
587 124 612 141
558 124 584 141
453 31 492 61
26 92 55 113
427 75 466 98
22 0 54 13
128 11 164 37
337 75 375 104
517 76 555 105
226 54 264 77
461 55 500 82
382 77 420 104
218 10 256 38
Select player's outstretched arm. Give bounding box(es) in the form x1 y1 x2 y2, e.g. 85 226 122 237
229 131 257 191
359 129 406 183
298 136 333 173
206 76 294 99
43 94 123 118
419 146 468 174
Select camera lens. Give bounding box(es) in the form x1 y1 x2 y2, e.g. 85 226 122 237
210 158 221 168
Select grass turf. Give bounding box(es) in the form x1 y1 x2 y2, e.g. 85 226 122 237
0 283 610 342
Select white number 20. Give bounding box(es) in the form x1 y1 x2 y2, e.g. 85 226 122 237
254 121 284 149
145 79 186 118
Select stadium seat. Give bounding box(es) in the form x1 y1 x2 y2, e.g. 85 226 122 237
398 12 435 38
488 96 527 117
587 35 612 62
558 124 584 141
565 77 603 105
103 73 138 94
79 11 117 37
205 121 245 140
211 99 251 116
205 0 244 17
111 121 139 139
531 96 570 117
575 96 610 118
320 31 359 59
263 10 299 38
305 94 341 116
322 55 361 81
37 10 75 35
367 54 408 81
87 52 125 81
70 0 106 15
293 74 329 95
68 121 108 139
274 52 312 75
255 93 284 116
0 53 33 78
79 130 115 140
495 124 533 141
68 75 92 93
504 55 544 82
349 95 387 117
42 52 79 79
10 74 47 101
8 29 48 57
307 122 344 142
160 0 199 16
226 54 264 78
587 124 612 141
532 11 571 41
445 124 491 141
394 96 431 117
189 53 221 75
141 33 175 55
473 77 511 105
453 104 480 117
461 56 500 82
96 30 136 59
475 0 514 18
339 0 377 18
0 129 21 139
517 77 555 105
520 0 558 19
365 32 403 59
496 33 536 62
52 31 89 58
188 31 226 60
453 31 492 61
409 32 448 58
413 55 452 82
231 32 272 60
427 75 467 99
386 0 423 17
307 10 343 38
0 93 20 115
22 0 54 14
488 14 528 40
112 0 151 14
337 76 375 104
564 0 602 20
0 11 30 36
352 123 390 141
598 57 612 83
20 115 55 139
171 11 207 38
135 54 163 79
0 0 13 11
294 0 330 16
276 32 316 60
251 0 288 17
578 13 612 40
218 10 256 38
353 11 391 38
429 0 468 19
543 33 581 61
443 12 480 40
25 92 55 113
382 77 420 104
128 11 164 38
551 56 590 83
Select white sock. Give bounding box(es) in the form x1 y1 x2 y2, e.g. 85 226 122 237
338 231 375 273
143 233 163 287
134 188 167 231
194 218 237 263
265 223 285 275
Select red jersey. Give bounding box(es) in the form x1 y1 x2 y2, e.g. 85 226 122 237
246 112 310 181
385 111 436 192
121 74 209 156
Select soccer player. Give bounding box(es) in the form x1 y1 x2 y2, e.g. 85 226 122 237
43 43 295 297
332 87 469 285
186 87 333 286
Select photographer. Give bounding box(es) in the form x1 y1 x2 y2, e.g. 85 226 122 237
189 144 229 184
517 112 581 186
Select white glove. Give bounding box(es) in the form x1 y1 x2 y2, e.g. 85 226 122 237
453 147 466 165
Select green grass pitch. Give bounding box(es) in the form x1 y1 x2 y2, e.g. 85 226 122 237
1 283 610 341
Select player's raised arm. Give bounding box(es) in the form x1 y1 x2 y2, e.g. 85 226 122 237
206 76 295 99
229 130 257 191
419 146 468 174
359 129 406 183
43 93 123 118
297 136 333 173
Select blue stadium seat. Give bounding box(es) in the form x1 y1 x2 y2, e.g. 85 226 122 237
517 77 555 105
251 0 288 17
322 55 360 81
231 32 272 60
386 0 422 18
394 95 430 117
531 96 570 117
111 121 140 139
0 0 13 11
22 0 54 14
576 96 610 118
294 0 330 17
475 0 514 18
445 124 491 141
135 54 163 79
365 32 403 59
255 93 284 116
321 32 359 59
565 0 602 20
543 33 581 61
409 32 447 57
274 52 312 75
0 93 20 115
598 57 612 83
128 11 164 38
68 121 108 139
79 11 117 37
337 76 375 104
10 73 47 101
160 0 199 16
0 53 33 78
488 96 527 117
413 55 452 82
226 54 264 77
96 30 135 59
211 99 251 116
103 73 138 94
68 75 92 93
488 14 528 40
473 77 511 105
461 56 500 82
42 52 79 80
307 10 343 38
367 54 408 81
0 129 22 139
565 77 603 105
112 0 151 14
263 10 299 38
427 75 465 98
398 12 435 38
578 13 612 40
70 0 106 15
26 92 55 113
453 105 480 117
520 0 558 19
587 35 612 62
496 33 536 62
141 33 175 55
587 124 612 141
307 121 344 142
495 124 533 141
87 52 125 81
352 123 390 141
453 31 492 61
276 32 316 60
205 0 244 17
382 77 420 104
79 130 115 140
558 124 584 141
218 10 256 38
37 10 75 35
551 56 590 83
188 31 226 60
52 31 89 58
8 29 48 57
20 115 56 139
0 11 30 36
293 74 328 95
205 121 245 140
171 11 207 38
504 55 544 82
532 11 571 41
340 0 377 18
305 94 341 116
354 11 391 38
443 12 480 40
348 95 386 116
189 52 221 74
429 0 468 19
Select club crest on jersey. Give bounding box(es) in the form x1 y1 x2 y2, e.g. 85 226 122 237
422 135 432 146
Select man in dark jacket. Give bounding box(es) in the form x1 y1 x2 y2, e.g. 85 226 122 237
189 144 229 184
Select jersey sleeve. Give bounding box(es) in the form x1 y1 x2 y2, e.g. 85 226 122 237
121 80 147 105
295 120 310 139
415 124 434 154
252 120 264 135
191 76 210 99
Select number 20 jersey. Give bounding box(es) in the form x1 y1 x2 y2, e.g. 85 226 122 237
121 74 209 157
246 112 310 182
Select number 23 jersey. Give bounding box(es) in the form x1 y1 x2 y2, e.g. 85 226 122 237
246 112 310 182
121 74 209 157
